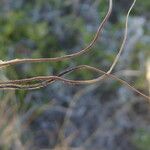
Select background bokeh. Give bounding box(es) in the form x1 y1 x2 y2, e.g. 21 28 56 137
0 0 150 149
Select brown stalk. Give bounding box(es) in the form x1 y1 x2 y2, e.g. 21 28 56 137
0 65 149 101
0 0 112 68
0 0 149 101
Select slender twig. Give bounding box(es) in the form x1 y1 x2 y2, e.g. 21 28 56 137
0 0 149 102
0 0 112 68
108 0 136 73
0 65 149 100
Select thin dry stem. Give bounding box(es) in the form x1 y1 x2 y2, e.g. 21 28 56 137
0 0 112 68
0 0 149 101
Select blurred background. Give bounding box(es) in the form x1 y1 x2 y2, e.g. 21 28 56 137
0 0 150 149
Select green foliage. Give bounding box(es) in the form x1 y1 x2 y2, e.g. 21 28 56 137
134 0 150 15
133 129 150 150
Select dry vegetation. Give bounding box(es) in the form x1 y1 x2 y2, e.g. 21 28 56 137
0 0 150 149
0 0 149 101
